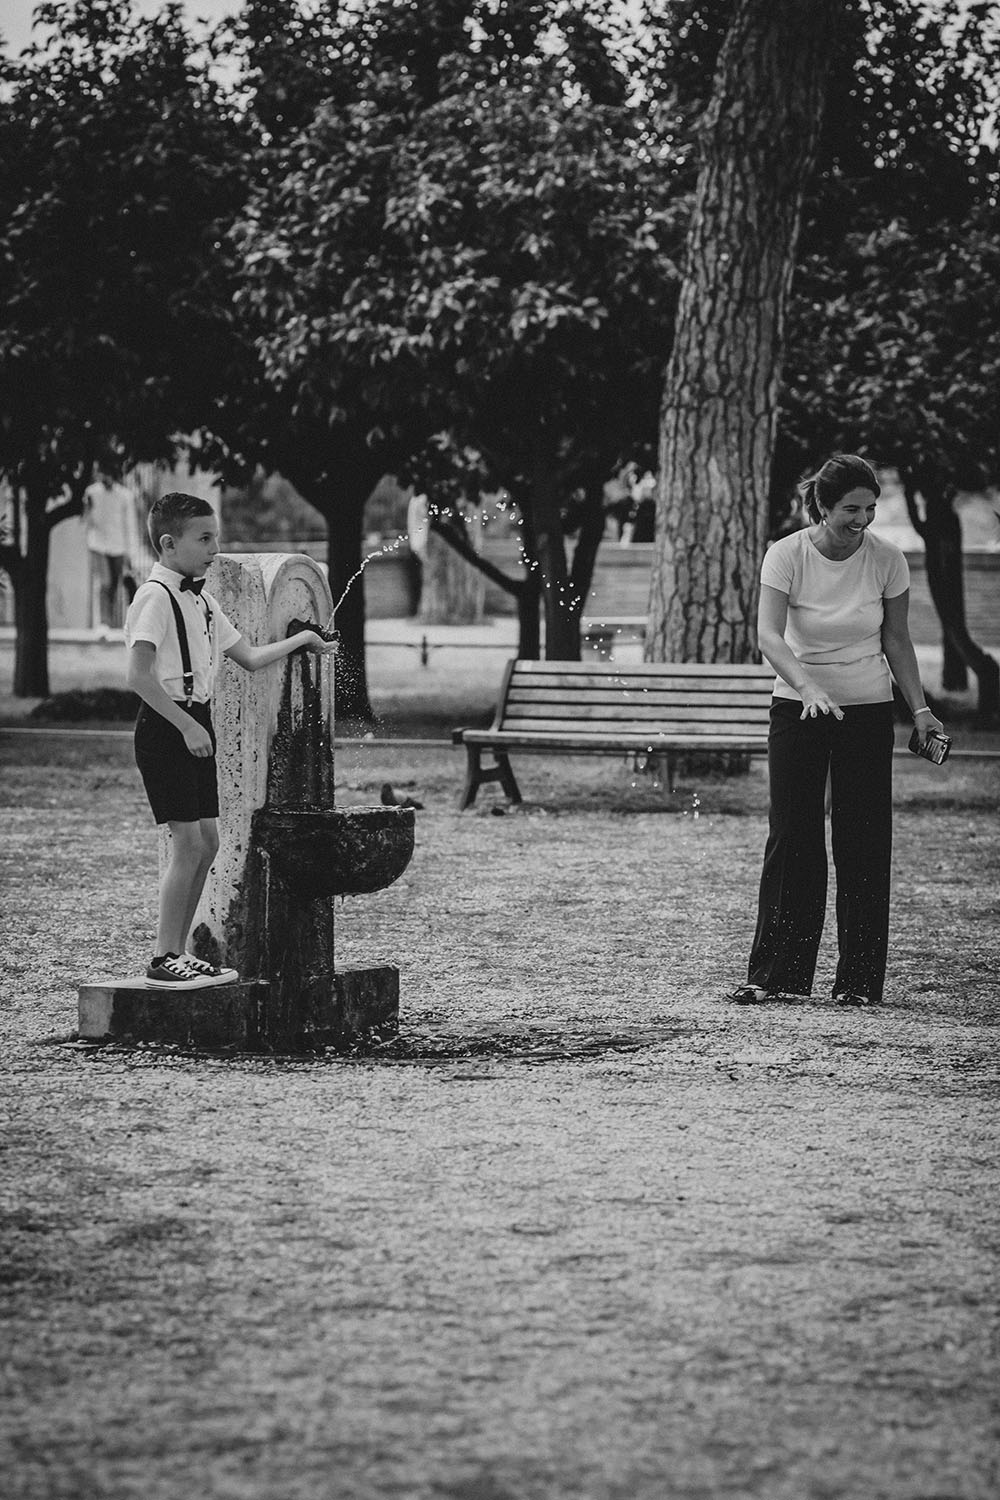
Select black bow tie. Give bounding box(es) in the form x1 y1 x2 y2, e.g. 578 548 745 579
179 576 205 595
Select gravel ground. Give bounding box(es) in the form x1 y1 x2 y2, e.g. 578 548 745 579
2 721 999 1500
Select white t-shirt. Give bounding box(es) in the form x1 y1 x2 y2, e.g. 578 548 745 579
83 480 139 557
760 528 910 706
125 563 241 704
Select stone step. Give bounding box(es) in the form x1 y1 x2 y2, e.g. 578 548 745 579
78 978 268 1049
78 966 399 1052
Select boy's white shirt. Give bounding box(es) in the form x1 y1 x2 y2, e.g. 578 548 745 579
125 562 241 703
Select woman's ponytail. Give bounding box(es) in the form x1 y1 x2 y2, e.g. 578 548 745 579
798 475 821 523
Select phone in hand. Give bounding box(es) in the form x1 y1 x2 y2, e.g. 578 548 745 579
908 727 952 765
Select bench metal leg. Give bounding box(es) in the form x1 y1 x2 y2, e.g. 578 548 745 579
458 746 523 810
495 752 522 805
459 744 483 810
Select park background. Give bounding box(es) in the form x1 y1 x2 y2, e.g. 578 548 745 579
1 0 999 723
2 4 999 1500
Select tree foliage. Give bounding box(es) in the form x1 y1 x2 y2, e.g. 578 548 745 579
777 0 1000 716
231 3 687 659
0 0 245 693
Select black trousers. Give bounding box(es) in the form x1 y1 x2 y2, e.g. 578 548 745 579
747 700 895 1002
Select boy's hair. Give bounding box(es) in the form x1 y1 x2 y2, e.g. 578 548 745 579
147 492 215 555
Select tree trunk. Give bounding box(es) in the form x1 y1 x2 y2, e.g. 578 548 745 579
418 518 485 624
567 484 607 640
516 573 542 660
531 456 580 661
646 0 838 664
942 636 968 693
13 491 52 698
323 489 374 724
903 474 999 723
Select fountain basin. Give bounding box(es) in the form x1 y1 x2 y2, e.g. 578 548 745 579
252 805 415 898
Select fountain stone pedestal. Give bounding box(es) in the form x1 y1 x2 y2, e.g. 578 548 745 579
78 553 413 1052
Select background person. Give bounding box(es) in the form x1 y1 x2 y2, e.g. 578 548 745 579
726 453 945 1008
83 464 140 629
405 488 430 615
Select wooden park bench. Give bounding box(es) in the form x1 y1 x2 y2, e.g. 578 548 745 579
452 658 775 809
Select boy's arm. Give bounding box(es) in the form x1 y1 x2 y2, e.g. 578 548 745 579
127 642 213 757
224 630 337 673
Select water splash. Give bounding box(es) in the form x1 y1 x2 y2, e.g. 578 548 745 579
327 534 409 629
326 498 501 628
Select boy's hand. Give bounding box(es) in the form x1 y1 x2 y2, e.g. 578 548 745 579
182 719 214 758
299 630 339 655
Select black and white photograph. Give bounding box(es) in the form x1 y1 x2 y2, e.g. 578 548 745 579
2 2 999 1497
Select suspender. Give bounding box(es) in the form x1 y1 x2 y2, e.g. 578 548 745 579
153 580 206 707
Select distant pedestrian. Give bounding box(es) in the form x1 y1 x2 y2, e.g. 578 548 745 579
125 492 337 990
406 489 429 615
603 462 637 541
82 464 140 629
725 454 945 1008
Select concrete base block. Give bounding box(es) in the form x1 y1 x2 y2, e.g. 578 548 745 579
78 966 399 1053
327 965 399 1048
78 978 269 1049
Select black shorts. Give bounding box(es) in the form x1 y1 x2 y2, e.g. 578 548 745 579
134 701 219 825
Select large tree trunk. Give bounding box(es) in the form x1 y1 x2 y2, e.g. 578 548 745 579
12 491 52 698
903 474 999 724
646 0 839 664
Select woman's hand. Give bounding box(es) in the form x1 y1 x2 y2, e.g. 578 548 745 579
798 680 844 721
913 706 945 744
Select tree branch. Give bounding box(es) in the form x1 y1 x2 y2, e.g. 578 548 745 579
428 515 524 597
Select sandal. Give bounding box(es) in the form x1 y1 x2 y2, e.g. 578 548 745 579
723 984 775 1004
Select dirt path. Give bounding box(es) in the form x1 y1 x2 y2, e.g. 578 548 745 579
2 738 998 1500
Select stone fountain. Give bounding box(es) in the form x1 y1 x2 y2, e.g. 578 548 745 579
78 553 414 1052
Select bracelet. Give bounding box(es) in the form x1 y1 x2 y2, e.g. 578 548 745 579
913 705 932 716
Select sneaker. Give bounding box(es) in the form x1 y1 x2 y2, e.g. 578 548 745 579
834 991 872 1007
145 954 220 989
181 953 239 985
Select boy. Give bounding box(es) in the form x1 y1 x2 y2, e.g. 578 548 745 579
125 491 337 989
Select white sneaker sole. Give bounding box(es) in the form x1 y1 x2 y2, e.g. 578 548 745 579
145 974 219 989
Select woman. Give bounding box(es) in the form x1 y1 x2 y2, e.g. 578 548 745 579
726 454 945 1007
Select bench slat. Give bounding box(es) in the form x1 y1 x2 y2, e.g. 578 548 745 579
500 716 769 736
510 660 771 678
502 704 770 725
511 673 773 694
462 730 767 749
505 688 773 711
